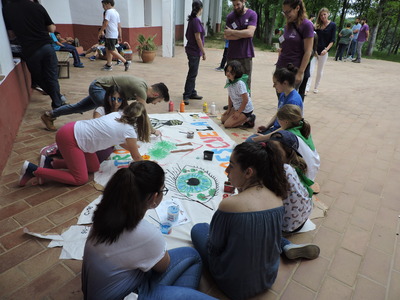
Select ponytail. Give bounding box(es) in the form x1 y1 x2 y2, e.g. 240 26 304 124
117 102 151 142
233 142 289 199
187 0 203 21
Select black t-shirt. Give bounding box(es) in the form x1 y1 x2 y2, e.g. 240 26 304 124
3 0 54 58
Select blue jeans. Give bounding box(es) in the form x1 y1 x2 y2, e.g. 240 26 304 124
138 247 217 300
348 39 357 57
190 223 210 270
60 43 82 66
245 127 274 143
26 43 63 109
183 54 200 99
51 80 105 117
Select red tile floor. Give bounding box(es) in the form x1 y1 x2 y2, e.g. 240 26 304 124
1 46 399 299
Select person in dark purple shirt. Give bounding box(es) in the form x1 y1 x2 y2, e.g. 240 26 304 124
183 0 206 105
353 17 369 63
276 0 314 100
224 0 257 90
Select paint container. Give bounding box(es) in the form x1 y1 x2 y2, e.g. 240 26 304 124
203 150 214 161
142 154 150 160
160 222 172 235
187 131 194 139
167 205 180 223
222 193 230 199
224 181 235 193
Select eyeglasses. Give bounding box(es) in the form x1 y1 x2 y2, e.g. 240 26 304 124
111 97 123 103
160 186 169 196
281 8 293 16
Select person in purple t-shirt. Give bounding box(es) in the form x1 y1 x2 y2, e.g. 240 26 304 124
224 0 257 90
183 0 206 105
276 0 314 100
353 17 369 63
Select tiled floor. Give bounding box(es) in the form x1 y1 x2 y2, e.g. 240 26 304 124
1 46 400 300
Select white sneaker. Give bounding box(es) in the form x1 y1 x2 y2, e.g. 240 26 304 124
313 89 319 94
283 243 320 260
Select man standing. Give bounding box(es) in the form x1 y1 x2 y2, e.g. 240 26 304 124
3 0 66 109
347 18 361 60
99 0 130 71
224 0 257 90
41 76 169 131
353 17 369 63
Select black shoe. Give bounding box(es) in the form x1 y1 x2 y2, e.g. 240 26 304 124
184 99 189 105
223 105 228 110
190 94 203 100
243 114 256 128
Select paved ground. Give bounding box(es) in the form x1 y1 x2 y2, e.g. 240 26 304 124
1 46 400 300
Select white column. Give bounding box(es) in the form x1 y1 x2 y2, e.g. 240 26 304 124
202 0 210 36
183 0 192 46
162 0 175 57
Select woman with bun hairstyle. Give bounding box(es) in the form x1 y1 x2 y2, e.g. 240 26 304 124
276 0 314 100
246 64 303 143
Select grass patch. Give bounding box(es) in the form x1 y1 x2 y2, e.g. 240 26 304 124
185 34 400 64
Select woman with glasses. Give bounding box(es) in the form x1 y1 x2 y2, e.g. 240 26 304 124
276 0 314 101
81 161 216 300
93 84 128 118
93 85 129 162
19 101 151 186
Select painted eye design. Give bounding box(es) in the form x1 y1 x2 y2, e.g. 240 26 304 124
166 165 218 203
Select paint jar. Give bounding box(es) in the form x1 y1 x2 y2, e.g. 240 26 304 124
187 131 194 139
142 154 150 160
224 181 235 193
160 222 172 235
168 100 174 112
210 102 216 115
167 205 180 222
203 150 214 161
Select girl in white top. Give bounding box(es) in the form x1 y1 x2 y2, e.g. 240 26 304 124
276 104 320 180
93 84 128 118
221 60 255 128
93 85 129 163
82 161 216 300
19 102 151 187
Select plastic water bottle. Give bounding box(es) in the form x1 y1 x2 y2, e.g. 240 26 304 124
169 100 174 112
210 102 216 115
203 101 208 113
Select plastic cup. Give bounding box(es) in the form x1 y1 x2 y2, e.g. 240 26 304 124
160 222 172 235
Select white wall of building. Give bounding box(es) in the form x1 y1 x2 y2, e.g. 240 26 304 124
0 3 14 78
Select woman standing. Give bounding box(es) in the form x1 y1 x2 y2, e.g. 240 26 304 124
309 7 336 93
82 161 217 300
183 0 206 105
276 0 314 101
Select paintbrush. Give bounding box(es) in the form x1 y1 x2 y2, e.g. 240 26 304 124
148 215 161 225
194 200 214 210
